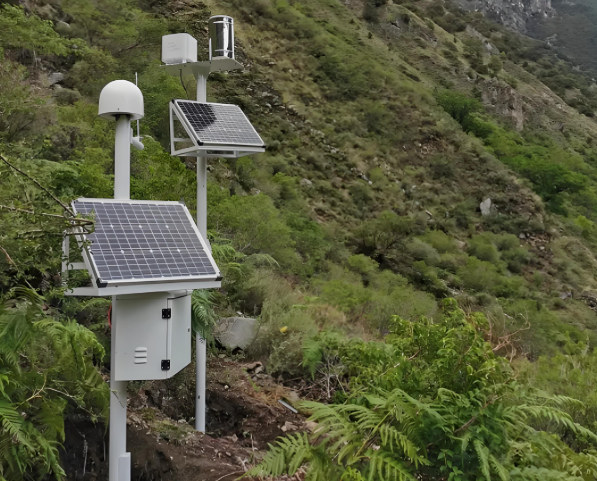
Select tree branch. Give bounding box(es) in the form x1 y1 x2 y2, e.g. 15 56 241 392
0 242 17 268
0 204 94 226
0 153 73 214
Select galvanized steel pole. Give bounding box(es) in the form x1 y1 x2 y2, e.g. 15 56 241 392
110 114 132 481
195 73 208 433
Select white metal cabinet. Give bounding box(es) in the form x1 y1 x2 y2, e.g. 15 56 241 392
113 292 191 381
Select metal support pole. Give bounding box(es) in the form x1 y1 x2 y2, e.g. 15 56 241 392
195 336 207 432
195 73 208 433
114 116 131 200
197 156 208 242
110 114 131 481
110 296 129 481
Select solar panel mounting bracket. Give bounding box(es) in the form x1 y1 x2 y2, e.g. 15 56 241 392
169 100 265 159
161 58 243 79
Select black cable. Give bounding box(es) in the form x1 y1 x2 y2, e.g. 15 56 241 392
180 70 189 99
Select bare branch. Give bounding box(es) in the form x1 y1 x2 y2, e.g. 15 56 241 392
0 204 94 226
0 242 17 268
0 153 73 214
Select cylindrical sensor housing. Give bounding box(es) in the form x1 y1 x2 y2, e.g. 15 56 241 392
208 15 234 59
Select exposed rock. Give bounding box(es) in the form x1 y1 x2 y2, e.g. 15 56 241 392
215 317 258 350
481 79 525 131
55 21 71 35
300 178 313 188
480 198 492 216
281 421 298 432
465 26 499 54
581 293 597 313
452 0 555 33
48 72 65 86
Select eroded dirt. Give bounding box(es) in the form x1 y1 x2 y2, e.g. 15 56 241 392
60 358 307 481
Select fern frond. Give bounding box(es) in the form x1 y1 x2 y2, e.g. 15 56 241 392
489 454 510 481
378 424 428 467
302 338 324 378
367 450 417 481
191 289 217 340
245 433 315 478
474 439 491 481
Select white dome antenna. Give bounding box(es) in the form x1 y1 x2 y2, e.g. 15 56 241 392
98 80 145 200
98 80 144 120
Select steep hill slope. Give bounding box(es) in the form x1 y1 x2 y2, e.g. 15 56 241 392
4 0 597 477
527 0 597 74
195 0 597 355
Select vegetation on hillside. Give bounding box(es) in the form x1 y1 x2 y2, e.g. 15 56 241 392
251 301 597 480
3 0 597 477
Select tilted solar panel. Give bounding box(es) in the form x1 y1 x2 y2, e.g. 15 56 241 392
173 100 265 148
72 199 219 287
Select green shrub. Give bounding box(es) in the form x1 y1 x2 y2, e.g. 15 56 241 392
488 55 503 76
252 301 597 481
407 238 441 265
211 194 296 265
347 254 379 278
468 234 500 264
470 242 500 263
421 230 458 253
501 247 532 273
0 289 109 479
457 257 501 292
436 90 494 138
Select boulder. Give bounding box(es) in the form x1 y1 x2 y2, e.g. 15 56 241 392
215 317 258 350
480 198 492 216
48 72 65 86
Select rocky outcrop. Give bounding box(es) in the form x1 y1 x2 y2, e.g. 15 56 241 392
480 79 526 131
215 317 259 350
452 0 555 33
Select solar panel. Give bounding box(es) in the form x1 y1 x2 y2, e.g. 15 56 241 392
72 199 219 287
173 100 265 148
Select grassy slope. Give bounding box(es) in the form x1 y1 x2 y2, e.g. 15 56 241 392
200 0 597 356
3 0 597 367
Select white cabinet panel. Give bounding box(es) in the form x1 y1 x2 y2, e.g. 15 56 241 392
113 292 191 381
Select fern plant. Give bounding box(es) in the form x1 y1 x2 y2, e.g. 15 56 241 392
0 288 108 480
249 300 597 481
190 236 279 342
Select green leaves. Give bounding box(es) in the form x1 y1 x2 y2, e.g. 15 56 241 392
0 5 82 56
254 302 597 481
191 289 217 341
0 288 109 479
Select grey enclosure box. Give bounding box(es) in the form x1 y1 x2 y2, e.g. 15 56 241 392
162 33 198 65
113 291 191 381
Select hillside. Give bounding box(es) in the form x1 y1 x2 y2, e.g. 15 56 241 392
528 0 597 75
4 0 597 479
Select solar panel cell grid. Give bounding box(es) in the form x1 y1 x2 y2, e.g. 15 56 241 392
73 200 217 284
175 101 264 147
